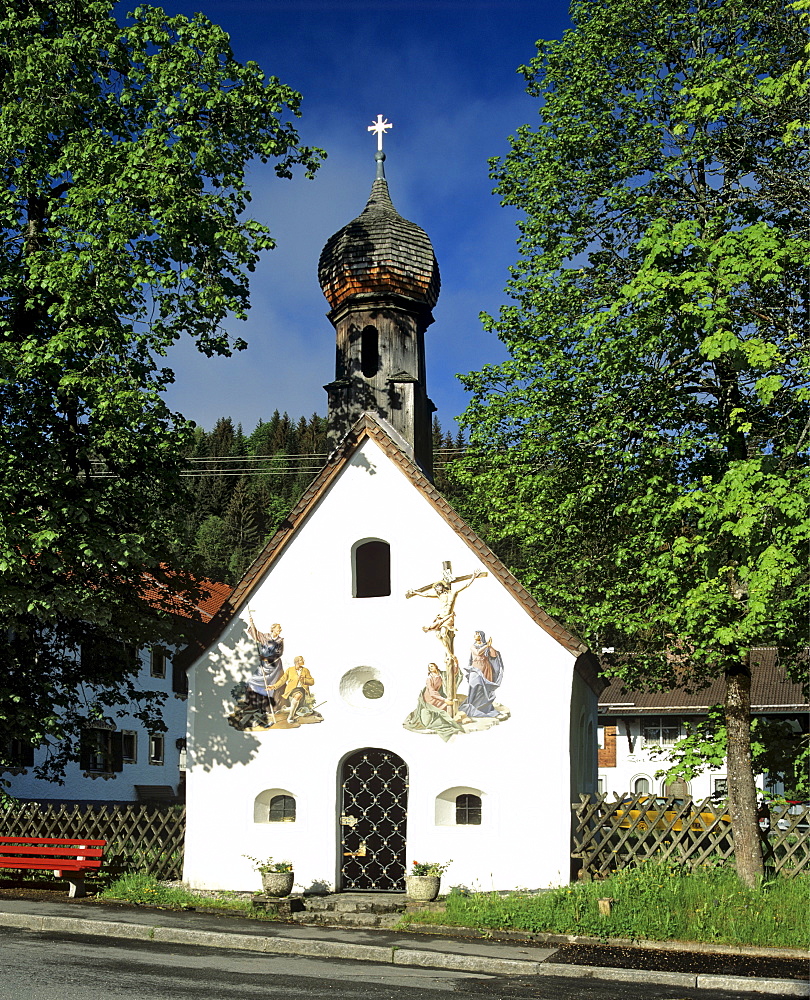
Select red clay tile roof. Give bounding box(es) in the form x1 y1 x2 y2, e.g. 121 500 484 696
139 573 232 624
599 648 807 713
178 414 597 687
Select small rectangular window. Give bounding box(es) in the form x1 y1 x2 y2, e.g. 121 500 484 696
150 648 166 678
712 777 727 797
121 731 137 764
80 728 123 773
642 716 681 745
148 733 165 765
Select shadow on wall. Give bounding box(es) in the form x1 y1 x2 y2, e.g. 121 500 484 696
189 637 266 772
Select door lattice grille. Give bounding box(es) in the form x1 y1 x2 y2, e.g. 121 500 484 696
340 748 407 890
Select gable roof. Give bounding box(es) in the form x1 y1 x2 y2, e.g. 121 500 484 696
178 414 594 678
599 648 807 714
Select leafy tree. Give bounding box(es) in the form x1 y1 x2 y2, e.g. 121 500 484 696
457 0 809 885
0 0 322 773
652 707 810 802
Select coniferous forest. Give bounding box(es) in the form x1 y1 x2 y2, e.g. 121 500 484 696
179 413 465 585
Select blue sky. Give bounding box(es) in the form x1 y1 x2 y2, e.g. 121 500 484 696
156 0 574 433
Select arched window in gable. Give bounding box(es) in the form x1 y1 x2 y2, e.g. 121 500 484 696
353 539 391 598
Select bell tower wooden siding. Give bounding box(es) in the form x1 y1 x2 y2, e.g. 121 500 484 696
323 292 434 475
319 173 439 477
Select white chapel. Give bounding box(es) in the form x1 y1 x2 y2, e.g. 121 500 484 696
182 126 602 893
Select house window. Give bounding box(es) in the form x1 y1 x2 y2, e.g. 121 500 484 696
597 776 606 795
712 777 727 798
642 716 681 746
3 738 34 769
662 777 690 798
121 731 137 764
172 658 188 696
633 776 651 795
148 733 165 765
455 794 482 825
80 728 123 773
353 540 391 598
360 326 379 378
268 794 296 823
150 647 167 678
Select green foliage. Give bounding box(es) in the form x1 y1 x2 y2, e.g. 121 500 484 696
401 861 810 949
457 0 809 684
243 854 293 873
654 707 810 800
101 872 272 917
0 0 323 774
456 0 808 886
410 859 452 876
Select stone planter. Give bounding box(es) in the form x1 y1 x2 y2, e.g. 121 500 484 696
404 874 441 902
261 870 294 898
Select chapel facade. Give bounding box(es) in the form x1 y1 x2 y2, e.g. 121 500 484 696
182 128 601 894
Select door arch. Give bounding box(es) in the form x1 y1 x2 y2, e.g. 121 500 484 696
339 748 407 890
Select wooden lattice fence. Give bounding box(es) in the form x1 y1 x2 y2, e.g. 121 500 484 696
0 803 185 880
572 794 810 879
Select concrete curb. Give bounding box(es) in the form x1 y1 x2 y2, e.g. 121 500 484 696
0 910 806 995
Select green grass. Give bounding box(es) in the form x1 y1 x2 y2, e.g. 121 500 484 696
400 861 810 950
99 872 275 919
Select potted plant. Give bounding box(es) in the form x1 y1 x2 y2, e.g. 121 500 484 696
405 860 452 901
244 855 295 898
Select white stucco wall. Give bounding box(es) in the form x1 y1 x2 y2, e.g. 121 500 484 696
598 716 767 801
5 648 186 802
185 436 592 892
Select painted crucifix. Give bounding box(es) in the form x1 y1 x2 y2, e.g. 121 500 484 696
406 562 486 716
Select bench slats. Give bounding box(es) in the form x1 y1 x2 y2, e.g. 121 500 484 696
0 845 104 859
0 838 105 847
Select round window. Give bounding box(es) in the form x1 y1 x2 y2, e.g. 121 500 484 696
362 679 384 700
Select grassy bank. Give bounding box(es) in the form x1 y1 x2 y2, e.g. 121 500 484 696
99 873 272 918
401 862 810 950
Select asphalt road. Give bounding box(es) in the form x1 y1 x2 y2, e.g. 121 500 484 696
0 929 759 1000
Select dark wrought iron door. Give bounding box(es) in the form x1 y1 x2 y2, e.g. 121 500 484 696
339 748 408 890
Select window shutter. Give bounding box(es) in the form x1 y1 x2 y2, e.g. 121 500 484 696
172 659 188 695
79 732 93 771
110 731 124 772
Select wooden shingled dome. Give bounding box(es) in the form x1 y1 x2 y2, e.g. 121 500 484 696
318 177 440 310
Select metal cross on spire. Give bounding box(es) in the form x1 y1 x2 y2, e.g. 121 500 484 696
368 114 393 151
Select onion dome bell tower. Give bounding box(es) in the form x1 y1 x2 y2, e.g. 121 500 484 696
318 116 440 477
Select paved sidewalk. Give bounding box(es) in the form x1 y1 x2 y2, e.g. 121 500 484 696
0 895 806 996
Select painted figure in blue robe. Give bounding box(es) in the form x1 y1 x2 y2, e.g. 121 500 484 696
246 617 284 708
459 630 505 719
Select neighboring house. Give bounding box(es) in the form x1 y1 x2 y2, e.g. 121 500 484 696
3 579 231 805
597 649 808 800
180 147 603 895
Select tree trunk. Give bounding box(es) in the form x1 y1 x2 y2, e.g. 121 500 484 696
725 661 764 887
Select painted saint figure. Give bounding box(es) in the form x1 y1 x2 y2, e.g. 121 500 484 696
245 614 284 717
403 663 467 742
459 631 506 720
271 655 322 725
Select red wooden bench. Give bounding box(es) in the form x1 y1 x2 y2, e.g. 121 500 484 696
0 837 106 897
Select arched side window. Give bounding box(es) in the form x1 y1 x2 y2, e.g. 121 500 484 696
435 786 484 826
353 539 391 598
360 326 379 378
633 776 651 795
662 777 690 799
254 787 296 824
268 794 296 823
455 794 482 826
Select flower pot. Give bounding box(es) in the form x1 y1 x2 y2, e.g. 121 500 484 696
261 870 294 897
404 874 440 901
